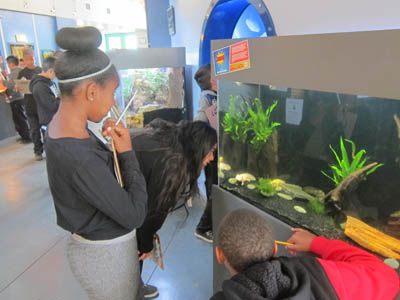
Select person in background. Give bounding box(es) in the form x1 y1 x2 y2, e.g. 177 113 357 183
29 56 59 128
19 58 25 69
46 26 148 300
17 49 42 160
193 64 218 243
2 55 31 143
211 209 399 300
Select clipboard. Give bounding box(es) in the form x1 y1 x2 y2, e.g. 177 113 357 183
205 103 217 130
14 79 31 94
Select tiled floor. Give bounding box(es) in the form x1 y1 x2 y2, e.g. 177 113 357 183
0 136 213 300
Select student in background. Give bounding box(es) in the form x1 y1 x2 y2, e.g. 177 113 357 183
29 56 59 128
212 209 399 300
3 55 31 143
17 49 42 160
193 64 218 243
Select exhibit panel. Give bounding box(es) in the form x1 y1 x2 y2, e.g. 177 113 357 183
212 29 400 290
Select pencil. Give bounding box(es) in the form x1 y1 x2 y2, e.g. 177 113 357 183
110 91 137 187
275 240 293 246
111 139 123 187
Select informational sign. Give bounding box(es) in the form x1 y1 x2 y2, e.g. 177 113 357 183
285 98 304 125
213 40 250 76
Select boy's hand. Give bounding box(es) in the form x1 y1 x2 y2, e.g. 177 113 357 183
286 228 317 256
106 126 132 153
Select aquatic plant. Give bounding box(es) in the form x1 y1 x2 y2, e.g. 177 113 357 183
222 95 248 143
256 177 276 197
308 198 325 214
245 98 280 153
321 137 383 186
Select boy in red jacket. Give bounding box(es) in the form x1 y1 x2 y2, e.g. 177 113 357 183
211 209 399 300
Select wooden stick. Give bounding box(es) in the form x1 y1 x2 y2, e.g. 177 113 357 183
111 139 123 187
110 91 137 187
275 240 293 246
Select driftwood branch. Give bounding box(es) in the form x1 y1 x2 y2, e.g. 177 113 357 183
326 162 378 207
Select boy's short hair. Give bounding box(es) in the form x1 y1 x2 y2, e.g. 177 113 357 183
6 55 19 66
42 56 56 72
23 48 34 57
216 209 275 272
194 64 211 90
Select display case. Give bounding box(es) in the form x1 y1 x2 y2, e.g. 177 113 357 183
212 30 400 290
107 47 187 127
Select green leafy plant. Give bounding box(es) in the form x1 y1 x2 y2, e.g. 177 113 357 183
222 95 248 143
308 198 325 214
321 137 383 186
245 98 280 153
256 177 276 197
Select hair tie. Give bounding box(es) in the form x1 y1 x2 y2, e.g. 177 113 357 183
58 62 112 84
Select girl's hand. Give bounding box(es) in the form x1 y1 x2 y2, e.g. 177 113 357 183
139 251 153 261
107 126 132 153
102 118 117 137
285 228 317 256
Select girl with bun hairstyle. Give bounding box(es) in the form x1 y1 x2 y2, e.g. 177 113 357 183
45 27 147 299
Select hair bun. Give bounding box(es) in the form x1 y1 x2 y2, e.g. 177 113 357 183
56 27 102 52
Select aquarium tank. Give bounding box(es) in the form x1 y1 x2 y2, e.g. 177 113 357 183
218 82 400 242
115 67 185 128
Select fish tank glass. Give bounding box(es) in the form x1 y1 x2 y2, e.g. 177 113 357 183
218 81 400 241
115 67 185 128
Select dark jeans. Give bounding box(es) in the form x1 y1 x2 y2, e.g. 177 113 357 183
9 100 30 140
26 112 43 155
196 154 218 233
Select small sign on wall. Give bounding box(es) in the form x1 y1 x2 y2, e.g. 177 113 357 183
15 34 28 43
212 40 251 76
167 5 176 36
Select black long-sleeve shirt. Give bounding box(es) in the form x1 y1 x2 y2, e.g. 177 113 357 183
29 75 59 125
45 131 148 240
18 66 41 115
132 134 171 253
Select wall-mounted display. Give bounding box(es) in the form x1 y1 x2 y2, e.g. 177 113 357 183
41 49 55 61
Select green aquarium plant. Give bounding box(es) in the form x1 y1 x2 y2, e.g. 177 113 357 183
222 95 248 143
245 98 280 153
321 137 383 186
256 177 276 197
308 198 325 214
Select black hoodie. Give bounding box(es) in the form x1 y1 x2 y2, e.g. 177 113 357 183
29 74 59 126
211 256 339 300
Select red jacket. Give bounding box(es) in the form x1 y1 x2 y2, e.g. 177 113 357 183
311 236 399 300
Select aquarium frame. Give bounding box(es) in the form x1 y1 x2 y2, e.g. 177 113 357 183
107 47 186 70
107 47 192 119
211 30 400 100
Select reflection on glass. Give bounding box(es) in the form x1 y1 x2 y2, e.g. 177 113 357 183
218 82 400 241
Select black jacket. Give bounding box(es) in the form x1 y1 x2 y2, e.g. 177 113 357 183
18 66 41 115
29 74 59 125
211 256 338 300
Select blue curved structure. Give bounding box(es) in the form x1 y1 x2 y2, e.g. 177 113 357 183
199 0 276 65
